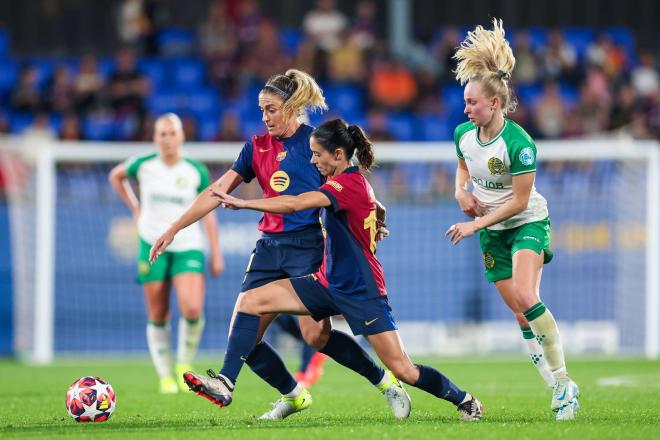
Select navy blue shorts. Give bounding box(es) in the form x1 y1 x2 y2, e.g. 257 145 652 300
241 227 324 292
290 274 397 336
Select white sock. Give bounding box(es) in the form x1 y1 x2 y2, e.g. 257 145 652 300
176 316 205 365
284 383 302 398
147 321 174 378
460 392 473 405
525 303 569 380
521 327 556 387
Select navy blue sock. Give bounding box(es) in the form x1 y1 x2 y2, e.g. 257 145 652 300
300 343 316 372
245 341 298 395
320 330 384 385
219 312 260 384
413 364 467 405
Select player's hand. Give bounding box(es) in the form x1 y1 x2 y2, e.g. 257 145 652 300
376 222 390 241
210 253 224 276
209 189 246 210
456 189 485 218
149 228 176 264
444 221 479 245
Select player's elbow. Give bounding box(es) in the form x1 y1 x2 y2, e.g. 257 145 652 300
285 198 305 213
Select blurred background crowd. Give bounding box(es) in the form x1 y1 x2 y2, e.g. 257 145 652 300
0 0 658 144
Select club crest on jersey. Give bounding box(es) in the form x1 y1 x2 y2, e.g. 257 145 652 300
483 252 495 269
487 157 505 175
270 170 290 192
276 151 287 162
175 176 188 188
519 147 535 166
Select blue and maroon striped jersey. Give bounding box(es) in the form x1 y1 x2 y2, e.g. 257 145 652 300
231 124 323 233
316 167 388 299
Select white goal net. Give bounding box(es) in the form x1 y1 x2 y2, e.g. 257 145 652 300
1 135 658 363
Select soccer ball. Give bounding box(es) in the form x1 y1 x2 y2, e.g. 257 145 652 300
65 376 116 422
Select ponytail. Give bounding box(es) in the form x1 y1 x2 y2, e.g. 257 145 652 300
347 124 375 172
262 69 328 118
312 119 376 172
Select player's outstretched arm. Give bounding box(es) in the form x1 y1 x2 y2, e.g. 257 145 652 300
149 170 243 264
211 190 331 214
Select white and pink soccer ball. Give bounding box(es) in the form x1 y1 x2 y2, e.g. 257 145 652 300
65 376 116 422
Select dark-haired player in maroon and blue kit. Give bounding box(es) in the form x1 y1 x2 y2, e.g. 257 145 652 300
150 70 409 420
176 118 484 421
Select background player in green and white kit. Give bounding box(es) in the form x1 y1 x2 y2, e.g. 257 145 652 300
444 19 580 421
109 113 224 394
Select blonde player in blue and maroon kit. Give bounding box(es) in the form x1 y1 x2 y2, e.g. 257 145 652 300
173 119 484 421
150 70 410 420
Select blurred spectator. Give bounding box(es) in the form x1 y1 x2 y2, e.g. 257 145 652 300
10 66 42 113
414 69 443 115
366 109 394 141
628 110 653 139
327 30 367 83
575 81 610 134
108 48 150 117
44 66 74 114
349 0 377 50
73 55 106 114
117 0 159 55
303 0 347 51
631 50 659 99
369 57 418 110
303 0 347 81
512 31 540 85
233 0 263 48
587 34 628 80
181 114 198 141
430 26 461 82
242 20 290 83
59 113 82 140
199 1 240 97
23 112 56 140
541 30 578 83
0 113 9 134
609 83 638 130
533 81 565 138
214 111 242 141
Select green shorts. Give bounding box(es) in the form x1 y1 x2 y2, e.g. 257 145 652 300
137 238 205 284
479 218 553 282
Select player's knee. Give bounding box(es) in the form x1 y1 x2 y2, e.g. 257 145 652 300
181 305 202 321
301 325 329 349
514 312 528 327
237 290 268 315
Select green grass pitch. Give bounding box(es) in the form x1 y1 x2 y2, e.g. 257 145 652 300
1 356 658 439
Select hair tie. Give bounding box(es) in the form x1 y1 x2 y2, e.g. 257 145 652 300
263 84 291 100
496 69 507 79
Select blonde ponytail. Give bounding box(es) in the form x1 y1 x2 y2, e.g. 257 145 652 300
262 69 328 118
453 18 517 114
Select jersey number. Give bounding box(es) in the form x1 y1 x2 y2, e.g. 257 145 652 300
363 210 377 254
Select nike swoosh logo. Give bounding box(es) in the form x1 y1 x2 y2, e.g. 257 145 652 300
240 356 247 361
259 148 272 152
557 388 567 401
364 318 379 326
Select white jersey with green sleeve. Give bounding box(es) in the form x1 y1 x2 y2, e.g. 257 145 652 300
454 119 548 230
125 153 211 251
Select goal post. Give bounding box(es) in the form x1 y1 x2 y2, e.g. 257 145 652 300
1 135 658 364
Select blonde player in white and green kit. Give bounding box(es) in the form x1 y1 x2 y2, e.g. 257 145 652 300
444 19 580 421
109 113 224 393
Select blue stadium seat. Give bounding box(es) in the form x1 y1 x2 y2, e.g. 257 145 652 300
82 114 116 140
559 82 579 108
440 84 464 115
527 26 548 51
146 91 184 115
157 28 196 57
386 112 417 141
241 118 266 139
196 113 220 141
562 27 596 60
137 58 167 90
186 88 221 117
605 27 636 56
324 84 364 118
8 112 33 134
516 83 543 106
97 57 116 79
420 116 453 141
279 28 304 56
0 59 17 94
25 57 54 89
168 58 206 91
